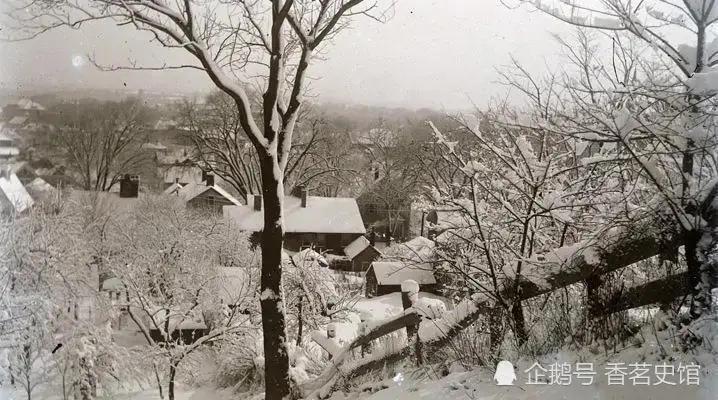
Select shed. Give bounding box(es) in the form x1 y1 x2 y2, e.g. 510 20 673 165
365 261 437 298
342 236 382 273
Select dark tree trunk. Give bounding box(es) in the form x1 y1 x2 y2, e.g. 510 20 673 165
168 361 178 400
488 305 503 357
685 229 706 319
259 158 292 400
296 295 303 347
586 275 604 341
511 301 527 347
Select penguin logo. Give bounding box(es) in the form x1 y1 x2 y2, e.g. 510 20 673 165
494 360 516 386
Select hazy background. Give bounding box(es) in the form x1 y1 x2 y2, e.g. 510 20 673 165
0 1 572 110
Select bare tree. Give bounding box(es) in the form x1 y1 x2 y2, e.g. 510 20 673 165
6 1 391 397
43 98 153 191
106 195 256 400
179 91 356 202
519 0 718 320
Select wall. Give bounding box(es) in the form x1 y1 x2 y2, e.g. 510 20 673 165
187 188 238 214
350 247 382 273
283 232 362 254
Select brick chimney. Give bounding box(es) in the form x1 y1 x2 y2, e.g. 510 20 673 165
300 186 308 208
119 174 140 198
253 194 262 211
205 174 215 186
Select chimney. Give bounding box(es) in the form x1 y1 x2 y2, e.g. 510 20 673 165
300 186 308 208
201 170 210 183
205 174 215 187
119 174 140 198
253 195 262 211
175 177 179 184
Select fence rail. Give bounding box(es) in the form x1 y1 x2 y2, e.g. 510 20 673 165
298 201 718 399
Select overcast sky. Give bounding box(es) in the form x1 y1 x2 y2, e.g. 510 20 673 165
0 1 573 110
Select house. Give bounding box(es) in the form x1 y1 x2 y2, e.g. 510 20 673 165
223 186 366 254
0 130 20 160
341 236 382 273
0 168 34 214
364 261 438 298
2 99 45 122
0 161 35 184
168 174 242 214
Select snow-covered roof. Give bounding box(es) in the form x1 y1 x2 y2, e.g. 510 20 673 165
368 261 436 286
163 182 183 196
14 99 45 111
0 172 34 213
344 236 372 259
8 116 28 126
351 128 396 147
177 182 242 206
383 236 435 263
224 194 366 234
141 142 168 150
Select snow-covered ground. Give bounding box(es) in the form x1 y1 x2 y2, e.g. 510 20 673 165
331 292 451 344
328 313 718 400
4 311 715 400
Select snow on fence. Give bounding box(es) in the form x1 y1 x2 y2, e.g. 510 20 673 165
298 201 716 399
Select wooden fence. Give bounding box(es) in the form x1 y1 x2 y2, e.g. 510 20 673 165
297 201 718 399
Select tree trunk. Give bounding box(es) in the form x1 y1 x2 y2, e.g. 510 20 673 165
259 157 292 400
488 305 503 358
153 362 164 400
510 301 528 347
168 361 178 400
686 229 707 319
296 296 303 347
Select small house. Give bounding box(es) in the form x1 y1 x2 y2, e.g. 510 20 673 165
169 174 242 214
365 261 437 298
342 236 382 273
223 186 366 254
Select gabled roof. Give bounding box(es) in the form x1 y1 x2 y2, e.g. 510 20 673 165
367 261 436 286
344 236 373 259
8 116 28 126
177 182 242 206
14 99 45 111
224 195 366 234
0 172 34 213
141 142 168 150
163 182 183 196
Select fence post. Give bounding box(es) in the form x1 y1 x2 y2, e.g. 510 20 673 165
359 311 373 357
401 279 422 365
